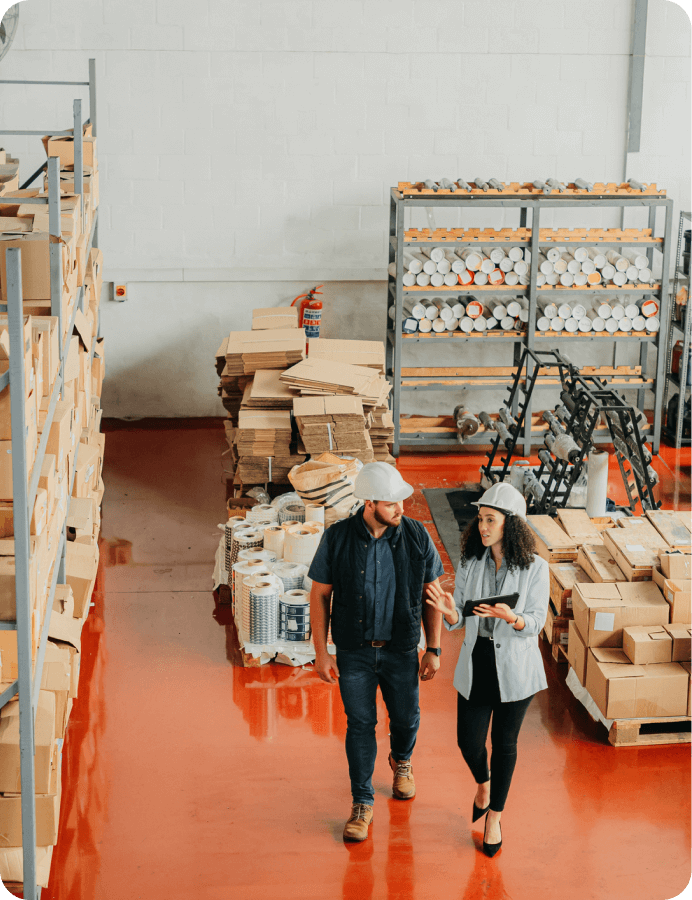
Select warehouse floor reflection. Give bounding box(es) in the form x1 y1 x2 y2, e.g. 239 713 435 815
40 423 690 900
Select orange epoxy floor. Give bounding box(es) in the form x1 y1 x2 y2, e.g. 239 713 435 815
42 425 691 900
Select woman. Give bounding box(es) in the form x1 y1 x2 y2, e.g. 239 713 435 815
426 482 549 857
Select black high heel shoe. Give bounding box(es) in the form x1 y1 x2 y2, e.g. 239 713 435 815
472 801 490 823
483 817 502 858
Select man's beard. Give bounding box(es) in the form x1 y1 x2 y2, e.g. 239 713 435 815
374 507 401 528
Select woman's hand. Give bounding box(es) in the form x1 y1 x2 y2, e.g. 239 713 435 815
474 602 515 623
425 582 459 625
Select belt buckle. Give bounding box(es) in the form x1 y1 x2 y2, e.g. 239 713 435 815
371 640 386 648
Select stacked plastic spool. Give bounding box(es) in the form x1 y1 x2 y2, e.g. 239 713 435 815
224 516 250 573
247 504 278 525
279 502 306 525
272 561 308 593
279 589 311 642
535 246 653 289
536 296 660 334
243 573 282 644
231 526 264 568
232 560 271 622
391 294 526 335
284 523 322 566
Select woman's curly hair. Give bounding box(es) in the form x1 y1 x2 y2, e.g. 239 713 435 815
460 511 536 571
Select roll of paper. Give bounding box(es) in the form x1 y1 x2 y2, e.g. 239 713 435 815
272 561 309 593
264 525 285 558
279 503 306 525
586 449 609 518
304 503 325 525
279 590 311 642
239 547 277 564
284 523 322 565
246 577 281 644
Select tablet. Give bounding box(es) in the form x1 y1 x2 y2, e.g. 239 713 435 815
462 592 520 618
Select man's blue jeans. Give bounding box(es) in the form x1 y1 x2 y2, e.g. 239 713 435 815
336 645 420 805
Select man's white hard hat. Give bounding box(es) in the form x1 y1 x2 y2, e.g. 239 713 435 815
471 482 527 521
354 462 414 503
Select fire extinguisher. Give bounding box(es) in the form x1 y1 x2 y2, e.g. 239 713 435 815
292 284 323 341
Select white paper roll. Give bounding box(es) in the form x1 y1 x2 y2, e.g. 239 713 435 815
272 561 309 593
239 548 277 564
592 316 606 332
245 577 281 644
537 316 551 332
304 503 325 525
632 315 646 331
263 525 285 559
284 523 322 566
586 449 609 518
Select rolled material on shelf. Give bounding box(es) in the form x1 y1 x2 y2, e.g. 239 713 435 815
420 299 439 320
451 301 465 318
571 304 587 319
460 249 483 271
578 317 593 332
279 590 311 641
565 255 582 275
465 299 485 318
587 249 607 268
545 247 561 263
433 298 454 320
626 265 640 282
492 304 507 319
645 316 660 332
402 316 418 333
488 268 505 285
507 247 524 262
605 317 619 333
430 272 445 287
444 272 459 286
538 256 553 275
231 526 265 568
558 303 573 320
537 316 551 331
272 561 309 593
641 298 659 317
474 271 489 285
473 315 488 332
573 273 588 286
545 272 559 285
409 301 426 319
539 301 558 318
564 317 579 333
436 257 452 275
247 503 278 525
227 515 247 530
624 303 640 319
483 246 506 264
245 576 281 644
610 303 625 320
581 259 596 275
591 316 606 331
446 316 459 331
536 272 547 286
486 316 498 329
264 524 285 559
416 272 431 286
601 263 616 281
402 272 417 286
499 256 514 273
279 502 306 525
572 247 588 262
458 268 474 285
597 302 612 319
284 523 322 565
632 314 646 331
638 267 652 283
280 520 301 531
550 316 565 332
500 316 516 330
553 257 568 275
421 246 445 263
422 258 437 275
586 271 601 285
479 256 495 274
605 250 629 272
619 317 633 332
304 503 325 525
239 547 277 565
406 252 424 274
432 317 447 332
586 449 609 517
418 317 433 332
623 249 649 269
459 316 474 333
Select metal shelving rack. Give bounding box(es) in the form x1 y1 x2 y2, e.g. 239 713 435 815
663 210 691 448
387 186 673 457
0 61 97 900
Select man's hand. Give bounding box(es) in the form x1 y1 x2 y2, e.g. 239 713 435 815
315 651 340 684
419 651 440 682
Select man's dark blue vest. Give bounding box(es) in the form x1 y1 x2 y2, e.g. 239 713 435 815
327 512 429 652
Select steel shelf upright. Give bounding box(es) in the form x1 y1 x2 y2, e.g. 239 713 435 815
386 184 673 457
663 210 691 447
0 61 98 900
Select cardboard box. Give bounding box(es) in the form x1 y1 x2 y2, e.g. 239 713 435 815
65 540 98 618
645 509 691 548
45 400 72 468
0 691 55 793
31 318 60 398
555 509 604 546
0 487 49 538
603 524 668 581
549 562 591 617
663 579 691 623
0 775 60 848
622 625 673 665
48 584 81 649
527 515 577 562
0 844 54 887
0 232 75 302
663 623 692 662
71 442 100 499
572 581 670 648
567 619 588 685
680 660 692 716
652 564 666 592
660 549 692 580
586 649 689 719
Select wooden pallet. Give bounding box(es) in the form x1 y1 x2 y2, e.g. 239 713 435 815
608 716 692 747
403 227 660 243
540 628 569 663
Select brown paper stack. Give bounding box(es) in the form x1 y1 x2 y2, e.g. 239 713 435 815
368 406 395 461
234 409 306 485
293 396 374 462
307 338 385 373
280 358 391 407
225 329 306 375
241 369 298 410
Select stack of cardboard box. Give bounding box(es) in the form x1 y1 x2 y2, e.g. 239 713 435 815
0 136 105 888
293 396 374 463
557 510 692 733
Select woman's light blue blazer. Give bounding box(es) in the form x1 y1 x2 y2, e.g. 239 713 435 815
444 549 550 703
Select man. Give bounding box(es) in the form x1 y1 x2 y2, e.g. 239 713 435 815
309 461 445 842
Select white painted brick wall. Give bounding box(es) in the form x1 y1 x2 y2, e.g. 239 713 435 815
1 0 689 416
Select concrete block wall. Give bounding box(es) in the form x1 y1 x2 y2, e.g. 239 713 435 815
2 0 690 418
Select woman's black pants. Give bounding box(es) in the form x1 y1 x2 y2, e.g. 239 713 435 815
456 637 534 812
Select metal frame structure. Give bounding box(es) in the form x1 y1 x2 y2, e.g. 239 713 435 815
386 187 673 457
664 210 691 447
0 61 97 900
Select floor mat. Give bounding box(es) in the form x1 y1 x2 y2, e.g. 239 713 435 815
422 486 484 570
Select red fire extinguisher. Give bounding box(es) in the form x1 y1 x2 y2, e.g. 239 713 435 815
292 284 323 341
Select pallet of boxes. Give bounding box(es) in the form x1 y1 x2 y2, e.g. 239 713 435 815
0 133 105 891
530 509 691 747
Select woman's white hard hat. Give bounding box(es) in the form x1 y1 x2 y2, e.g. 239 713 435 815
472 482 527 521
354 462 414 503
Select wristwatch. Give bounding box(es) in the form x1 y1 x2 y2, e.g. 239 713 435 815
426 647 442 656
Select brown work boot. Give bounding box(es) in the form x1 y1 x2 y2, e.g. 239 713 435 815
343 803 374 842
389 753 416 800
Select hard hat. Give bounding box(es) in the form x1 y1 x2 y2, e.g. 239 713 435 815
354 462 414 503
472 482 527 521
